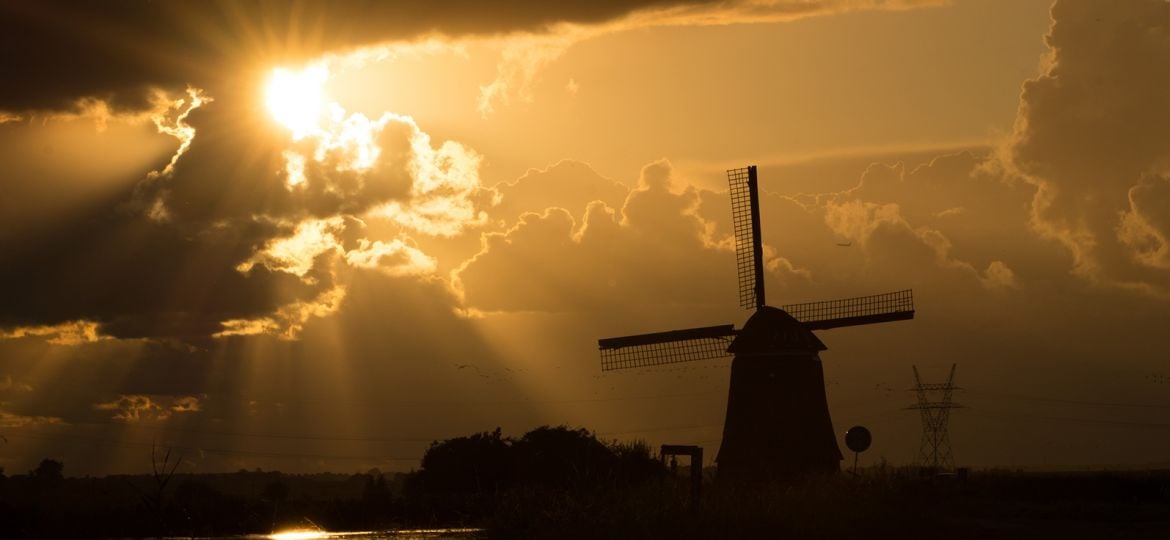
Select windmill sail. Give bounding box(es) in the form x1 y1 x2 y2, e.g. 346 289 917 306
598 324 736 371
728 166 766 310
782 289 915 330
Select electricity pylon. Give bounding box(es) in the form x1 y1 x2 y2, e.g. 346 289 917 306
907 364 962 472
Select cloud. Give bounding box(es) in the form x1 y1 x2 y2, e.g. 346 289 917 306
456 152 1026 316
0 0 701 113
1000 0 1170 296
214 286 346 340
815 154 1028 290
981 260 1018 289
0 409 64 429
0 375 34 393
344 238 438 276
0 321 107 346
0 52 493 341
94 394 203 422
4 0 1170 475
1118 174 1170 270
0 4 952 354
490 160 629 225
456 160 739 312
473 0 943 114
0 1 943 116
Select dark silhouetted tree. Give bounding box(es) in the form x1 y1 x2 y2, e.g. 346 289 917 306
413 427 513 495
513 426 616 489
32 458 63 481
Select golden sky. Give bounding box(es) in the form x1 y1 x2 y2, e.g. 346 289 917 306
1 0 1169 475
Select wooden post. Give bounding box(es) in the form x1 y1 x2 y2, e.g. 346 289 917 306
690 447 703 512
661 444 703 513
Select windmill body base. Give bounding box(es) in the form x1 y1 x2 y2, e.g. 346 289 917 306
717 353 843 482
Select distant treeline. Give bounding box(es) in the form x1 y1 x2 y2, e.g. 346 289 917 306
0 425 667 538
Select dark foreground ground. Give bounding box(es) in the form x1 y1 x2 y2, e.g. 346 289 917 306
2 467 1168 539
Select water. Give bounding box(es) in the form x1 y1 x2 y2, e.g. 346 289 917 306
205 528 483 540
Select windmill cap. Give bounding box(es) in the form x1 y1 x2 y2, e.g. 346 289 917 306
728 306 827 355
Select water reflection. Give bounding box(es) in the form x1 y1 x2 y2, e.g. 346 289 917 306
241 528 482 540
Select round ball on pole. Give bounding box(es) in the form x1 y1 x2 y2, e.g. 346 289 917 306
845 425 872 453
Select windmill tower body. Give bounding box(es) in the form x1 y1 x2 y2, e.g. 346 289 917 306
718 307 842 479
597 165 914 482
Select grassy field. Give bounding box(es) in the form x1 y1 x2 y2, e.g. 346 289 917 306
3 457 1167 538
484 467 1170 539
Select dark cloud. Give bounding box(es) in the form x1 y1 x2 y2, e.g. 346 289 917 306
134 98 414 225
0 56 493 339
0 187 317 339
0 270 535 475
0 0 717 113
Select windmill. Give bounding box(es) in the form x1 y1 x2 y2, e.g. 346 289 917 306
596 165 915 481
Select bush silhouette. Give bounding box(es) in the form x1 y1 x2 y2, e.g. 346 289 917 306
413 427 513 496
32 459 63 482
512 426 617 489
408 425 664 504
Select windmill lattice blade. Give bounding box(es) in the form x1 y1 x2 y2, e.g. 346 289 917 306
728 166 763 310
598 324 736 371
782 289 915 330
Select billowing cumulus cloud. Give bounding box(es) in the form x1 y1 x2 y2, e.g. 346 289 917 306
490 160 630 225
455 160 736 312
815 153 1029 291
1001 0 1170 296
1118 174 1170 270
457 152 1033 316
0 51 494 340
0 0 947 338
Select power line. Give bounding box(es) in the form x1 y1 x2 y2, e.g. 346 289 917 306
6 431 417 462
56 418 727 444
598 423 724 437
29 385 728 408
4 418 730 462
965 389 1170 410
970 408 1170 430
72 421 443 444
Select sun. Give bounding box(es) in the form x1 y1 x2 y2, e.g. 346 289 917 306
265 64 329 138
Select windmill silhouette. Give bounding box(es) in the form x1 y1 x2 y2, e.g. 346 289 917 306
597 165 915 481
